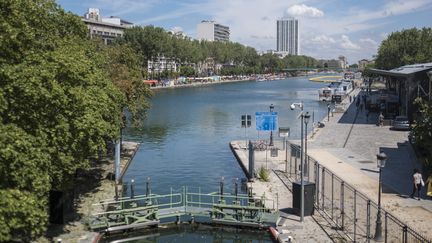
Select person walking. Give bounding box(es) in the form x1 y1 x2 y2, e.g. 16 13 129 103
410 169 424 200
378 113 384 126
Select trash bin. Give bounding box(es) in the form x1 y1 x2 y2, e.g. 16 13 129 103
292 181 315 216
270 148 278 157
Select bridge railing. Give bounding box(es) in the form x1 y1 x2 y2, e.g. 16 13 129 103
185 187 275 211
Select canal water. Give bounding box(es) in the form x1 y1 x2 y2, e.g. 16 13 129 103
120 77 329 242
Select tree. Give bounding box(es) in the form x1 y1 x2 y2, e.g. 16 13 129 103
2 38 124 189
0 125 49 241
375 28 432 69
0 1 140 240
412 98 432 170
100 42 152 125
0 0 86 65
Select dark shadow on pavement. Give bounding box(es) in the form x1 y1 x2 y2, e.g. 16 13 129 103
337 91 383 125
361 168 379 173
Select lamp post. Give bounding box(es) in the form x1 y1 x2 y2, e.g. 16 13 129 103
291 102 306 222
304 112 310 179
269 104 275 146
374 152 387 241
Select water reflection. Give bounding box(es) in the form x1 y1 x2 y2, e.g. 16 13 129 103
102 224 273 243
123 77 328 195
120 77 328 240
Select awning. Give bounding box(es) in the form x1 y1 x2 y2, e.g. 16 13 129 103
370 63 432 78
143 80 158 84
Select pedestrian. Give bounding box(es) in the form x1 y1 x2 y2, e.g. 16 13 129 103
410 169 424 200
349 95 352 103
360 103 363 111
378 113 384 126
366 111 369 122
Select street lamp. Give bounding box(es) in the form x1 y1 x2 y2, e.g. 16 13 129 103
304 112 310 179
374 152 387 241
291 102 307 222
290 102 303 111
269 104 275 146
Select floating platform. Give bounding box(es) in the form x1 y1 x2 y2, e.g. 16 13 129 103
309 76 342 82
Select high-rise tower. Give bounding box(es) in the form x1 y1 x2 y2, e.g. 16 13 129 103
197 20 230 42
276 18 299 55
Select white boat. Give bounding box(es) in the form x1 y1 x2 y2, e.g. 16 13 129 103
318 79 353 102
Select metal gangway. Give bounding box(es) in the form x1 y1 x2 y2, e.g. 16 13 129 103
88 183 279 232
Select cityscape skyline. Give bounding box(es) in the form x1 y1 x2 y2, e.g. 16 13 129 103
57 0 432 63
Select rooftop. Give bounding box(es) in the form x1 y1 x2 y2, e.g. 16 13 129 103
370 62 432 77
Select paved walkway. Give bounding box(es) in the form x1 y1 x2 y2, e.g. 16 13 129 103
230 87 432 241
230 142 336 242
302 89 432 239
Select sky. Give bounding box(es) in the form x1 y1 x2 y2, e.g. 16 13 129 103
57 0 432 64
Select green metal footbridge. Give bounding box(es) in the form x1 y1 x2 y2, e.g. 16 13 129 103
88 185 280 232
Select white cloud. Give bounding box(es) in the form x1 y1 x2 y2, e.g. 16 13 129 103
82 0 432 62
340 35 360 50
286 4 324 18
359 38 377 46
311 35 336 44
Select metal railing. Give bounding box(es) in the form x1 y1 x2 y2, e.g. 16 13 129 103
285 143 431 243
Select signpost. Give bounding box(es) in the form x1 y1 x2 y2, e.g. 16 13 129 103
279 127 290 172
255 112 278 132
241 115 252 148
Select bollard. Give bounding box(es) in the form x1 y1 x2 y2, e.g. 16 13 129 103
248 184 254 203
248 140 255 181
220 177 224 202
146 177 150 197
130 179 135 199
235 178 238 202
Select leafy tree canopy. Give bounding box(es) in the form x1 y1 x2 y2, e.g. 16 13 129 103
121 26 319 76
0 0 151 240
375 27 432 70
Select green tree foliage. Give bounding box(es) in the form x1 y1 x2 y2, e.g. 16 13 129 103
375 28 432 70
100 42 152 125
2 38 124 188
412 98 432 166
0 0 152 240
0 0 86 64
0 125 49 241
122 26 319 76
0 189 47 242
179 66 196 77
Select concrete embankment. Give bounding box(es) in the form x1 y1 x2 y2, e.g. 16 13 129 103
229 141 334 242
44 141 140 243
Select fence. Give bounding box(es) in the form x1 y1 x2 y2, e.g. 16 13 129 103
284 143 430 243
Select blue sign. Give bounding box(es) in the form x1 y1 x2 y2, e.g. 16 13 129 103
255 112 278 131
